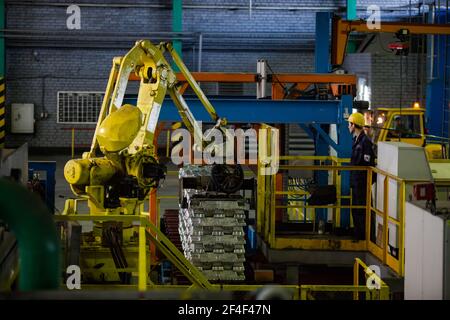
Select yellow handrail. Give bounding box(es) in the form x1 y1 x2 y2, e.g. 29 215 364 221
353 258 389 300
257 154 430 276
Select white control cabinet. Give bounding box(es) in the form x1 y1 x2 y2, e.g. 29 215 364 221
405 201 450 300
11 103 34 133
375 142 433 252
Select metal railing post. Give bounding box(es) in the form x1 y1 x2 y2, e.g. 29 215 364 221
365 168 372 249
71 127 75 159
383 176 389 263
138 225 147 291
399 181 406 276
353 259 359 300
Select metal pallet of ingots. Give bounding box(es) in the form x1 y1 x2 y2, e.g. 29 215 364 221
178 166 247 281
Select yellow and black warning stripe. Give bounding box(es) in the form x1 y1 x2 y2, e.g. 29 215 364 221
0 77 4 148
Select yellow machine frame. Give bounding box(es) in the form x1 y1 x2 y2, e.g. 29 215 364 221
56 39 402 299
256 145 429 277
59 40 231 292
369 107 426 147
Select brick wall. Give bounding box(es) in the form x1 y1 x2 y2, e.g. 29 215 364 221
343 52 425 110
343 53 372 105
371 53 424 109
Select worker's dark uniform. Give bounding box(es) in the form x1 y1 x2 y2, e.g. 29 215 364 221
350 131 376 240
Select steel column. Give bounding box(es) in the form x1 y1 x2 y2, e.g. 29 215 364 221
314 11 333 224
337 94 353 227
0 0 5 149
426 79 445 138
299 123 314 140
198 33 203 72
172 0 183 72
427 9 450 140
314 126 330 224
0 77 4 148
311 123 340 153
0 0 4 76
346 0 357 21
315 12 332 73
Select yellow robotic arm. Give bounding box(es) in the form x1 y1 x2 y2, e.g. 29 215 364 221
64 40 231 213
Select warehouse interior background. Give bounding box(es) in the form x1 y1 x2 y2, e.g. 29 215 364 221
0 0 449 301
4 0 431 148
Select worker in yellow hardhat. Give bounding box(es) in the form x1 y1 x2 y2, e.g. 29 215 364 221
347 112 376 241
390 115 410 138
347 112 365 129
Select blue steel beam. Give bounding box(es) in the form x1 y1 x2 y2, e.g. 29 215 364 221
299 123 315 140
123 97 341 124
311 123 341 153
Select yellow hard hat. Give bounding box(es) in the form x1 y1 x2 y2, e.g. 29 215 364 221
347 112 365 127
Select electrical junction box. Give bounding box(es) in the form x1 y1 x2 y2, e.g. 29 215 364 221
11 103 34 133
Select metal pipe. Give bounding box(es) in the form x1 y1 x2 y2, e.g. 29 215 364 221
0 32 318 46
4 1 424 12
420 0 427 104
192 44 196 71
0 29 195 36
0 34 196 41
257 59 267 99
6 42 314 51
428 3 436 80
198 33 203 72
0 178 60 291
409 0 411 22
443 0 449 137
0 29 316 38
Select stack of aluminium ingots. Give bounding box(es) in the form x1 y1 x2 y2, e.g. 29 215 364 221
178 165 246 281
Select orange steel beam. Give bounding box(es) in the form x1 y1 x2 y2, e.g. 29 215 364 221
274 73 356 84
129 72 356 84
177 72 256 82
129 72 256 82
332 16 450 66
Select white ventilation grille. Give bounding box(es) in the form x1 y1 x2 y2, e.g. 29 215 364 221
57 91 104 124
